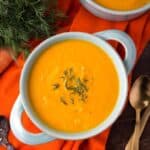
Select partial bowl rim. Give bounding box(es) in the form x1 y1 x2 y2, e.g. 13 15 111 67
83 0 150 15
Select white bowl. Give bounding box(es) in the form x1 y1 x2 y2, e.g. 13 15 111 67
80 0 150 21
10 30 136 145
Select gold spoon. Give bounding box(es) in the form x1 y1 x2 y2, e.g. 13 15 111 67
125 75 150 150
136 77 150 147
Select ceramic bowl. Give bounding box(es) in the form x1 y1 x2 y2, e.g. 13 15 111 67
10 30 136 145
80 0 150 21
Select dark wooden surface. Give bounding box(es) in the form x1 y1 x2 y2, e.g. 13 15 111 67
106 43 150 150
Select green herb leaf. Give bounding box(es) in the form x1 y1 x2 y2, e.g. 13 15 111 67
70 97 74 104
60 97 68 105
63 67 89 102
52 83 60 90
0 0 65 57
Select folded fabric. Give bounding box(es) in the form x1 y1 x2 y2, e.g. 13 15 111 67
0 50 13 74
0 1 150 150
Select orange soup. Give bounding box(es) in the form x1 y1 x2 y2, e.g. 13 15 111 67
94 0 150 11
28 39 119 133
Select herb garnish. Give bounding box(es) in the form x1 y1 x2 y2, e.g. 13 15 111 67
70 97 74 104
60 97 68 105
52 83 60 90
52 67 89 105
63 68 88 102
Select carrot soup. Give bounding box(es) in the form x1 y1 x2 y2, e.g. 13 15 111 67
94 0 150 11
28 39 119 133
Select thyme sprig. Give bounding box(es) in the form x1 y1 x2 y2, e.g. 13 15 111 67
52 83 60 90
63 68 88 102
52 67 89 105
60 96 68 105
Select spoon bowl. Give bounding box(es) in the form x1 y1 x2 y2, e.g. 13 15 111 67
126 75 150 150
129 75 150 109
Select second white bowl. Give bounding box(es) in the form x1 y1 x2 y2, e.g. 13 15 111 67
80 0 150 21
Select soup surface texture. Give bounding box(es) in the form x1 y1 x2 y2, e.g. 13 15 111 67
28 39 119 133
94 0 150 10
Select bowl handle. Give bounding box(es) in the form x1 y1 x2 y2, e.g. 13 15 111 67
94 30 136 74
10 95 55 145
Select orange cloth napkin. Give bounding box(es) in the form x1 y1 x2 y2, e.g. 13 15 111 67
0 1 150 150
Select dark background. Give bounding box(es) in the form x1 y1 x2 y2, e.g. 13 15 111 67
106 43 150 150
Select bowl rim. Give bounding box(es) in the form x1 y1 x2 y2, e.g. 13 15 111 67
82 0 150 15
20 32 128 140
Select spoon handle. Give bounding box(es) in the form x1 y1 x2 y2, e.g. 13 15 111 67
125 109 141 150
132 109 141 150
125 106 150 150
140 105 150 137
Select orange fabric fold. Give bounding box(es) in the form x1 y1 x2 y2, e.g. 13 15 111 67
0 1 150 150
